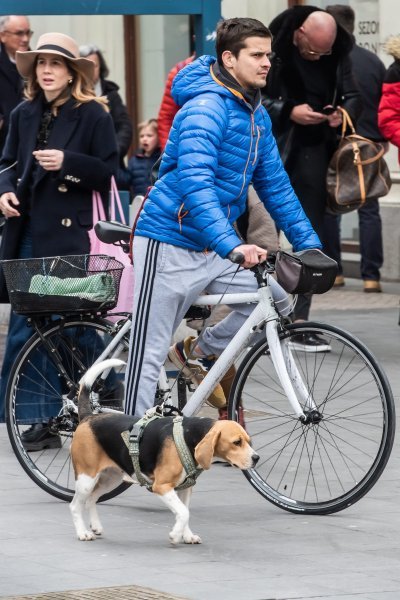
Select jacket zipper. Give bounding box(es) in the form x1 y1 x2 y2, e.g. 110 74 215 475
238 112 256 198
177 203 189 232
252 125 260 166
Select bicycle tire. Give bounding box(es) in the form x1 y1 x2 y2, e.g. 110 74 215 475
228 321 395 515
5 315 131 503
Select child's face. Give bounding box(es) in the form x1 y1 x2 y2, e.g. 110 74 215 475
139 126 159 156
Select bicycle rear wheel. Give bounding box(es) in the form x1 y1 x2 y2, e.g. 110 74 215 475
228 322 395 514
6 316 130 502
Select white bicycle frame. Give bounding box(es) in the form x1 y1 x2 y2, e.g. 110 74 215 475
91 274 315 420
181 276 313 419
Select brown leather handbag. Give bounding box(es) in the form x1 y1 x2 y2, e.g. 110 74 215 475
326 108 391 214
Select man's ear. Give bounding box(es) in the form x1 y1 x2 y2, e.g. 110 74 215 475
221 49 234 69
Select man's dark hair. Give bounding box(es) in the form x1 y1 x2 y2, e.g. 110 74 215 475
215 17 271 65
326 5 355 35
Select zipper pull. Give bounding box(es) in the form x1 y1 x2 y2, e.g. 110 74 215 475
178 203 188 233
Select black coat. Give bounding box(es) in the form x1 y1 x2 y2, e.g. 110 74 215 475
0 94 119 301
263 5 362 163
0 43 24 154
101 79 133 163
350 44 386 142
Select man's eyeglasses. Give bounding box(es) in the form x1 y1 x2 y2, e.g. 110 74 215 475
3 29 34 38
305 47 332 57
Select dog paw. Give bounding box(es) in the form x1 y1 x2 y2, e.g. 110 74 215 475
183 533 202 544
91 527 103 536
169 531 183 545
78 530 96 541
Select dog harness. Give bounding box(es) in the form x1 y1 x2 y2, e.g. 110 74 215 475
124 412 203 492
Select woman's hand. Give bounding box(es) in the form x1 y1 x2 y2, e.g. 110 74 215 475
0 192 21 218
32 149 64 171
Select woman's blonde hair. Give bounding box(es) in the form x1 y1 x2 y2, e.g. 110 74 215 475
24 56 109 114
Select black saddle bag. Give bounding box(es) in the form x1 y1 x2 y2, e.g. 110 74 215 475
275 249 338 295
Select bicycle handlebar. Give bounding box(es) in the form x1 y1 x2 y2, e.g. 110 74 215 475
227 250 276 275
228 251 245 264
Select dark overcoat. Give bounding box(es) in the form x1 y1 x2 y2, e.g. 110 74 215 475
262 5 362 164
0 94 119 301
0 42 24 153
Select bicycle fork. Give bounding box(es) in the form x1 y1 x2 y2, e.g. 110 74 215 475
267 320 317 420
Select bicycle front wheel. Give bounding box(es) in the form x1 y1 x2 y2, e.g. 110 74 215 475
228 322 395 514
6 316 130 502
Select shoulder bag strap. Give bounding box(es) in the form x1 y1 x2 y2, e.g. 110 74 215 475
92 191 107 222
109 176 127 225
338 107 356 137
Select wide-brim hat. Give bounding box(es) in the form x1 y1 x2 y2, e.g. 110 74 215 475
16 32 95 79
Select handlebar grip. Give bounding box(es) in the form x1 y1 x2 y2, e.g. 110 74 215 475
228 251 245 265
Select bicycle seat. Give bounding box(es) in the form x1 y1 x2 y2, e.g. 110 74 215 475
95 220 132 244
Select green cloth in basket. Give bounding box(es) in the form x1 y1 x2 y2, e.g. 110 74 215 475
28 273 116 303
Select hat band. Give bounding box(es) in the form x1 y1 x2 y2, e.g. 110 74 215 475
36 44 76 59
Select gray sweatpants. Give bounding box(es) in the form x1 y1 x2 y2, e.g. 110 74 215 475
124 236 290 417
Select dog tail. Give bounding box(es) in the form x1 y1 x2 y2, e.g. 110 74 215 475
78 359 125 421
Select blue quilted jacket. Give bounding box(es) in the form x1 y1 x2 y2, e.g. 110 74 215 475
135 55 321 257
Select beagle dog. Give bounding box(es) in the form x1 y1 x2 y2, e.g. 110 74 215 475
70 359 259 545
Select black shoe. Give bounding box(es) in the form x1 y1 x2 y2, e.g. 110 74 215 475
21 423 61 452
288 333 331 353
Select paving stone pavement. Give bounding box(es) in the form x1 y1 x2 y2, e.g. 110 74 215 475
311 279 399 311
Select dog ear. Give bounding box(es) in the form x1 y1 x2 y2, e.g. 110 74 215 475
194 426 221 470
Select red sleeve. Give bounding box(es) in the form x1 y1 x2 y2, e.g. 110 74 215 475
157 66 180 150
157 55 195 150
378 81 400 152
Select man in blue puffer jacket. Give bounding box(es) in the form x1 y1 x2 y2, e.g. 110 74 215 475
125 17 322 418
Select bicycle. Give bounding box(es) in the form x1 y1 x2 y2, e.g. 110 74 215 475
2 221 396 514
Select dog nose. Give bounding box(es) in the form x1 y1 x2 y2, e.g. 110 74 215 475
251 452 260 466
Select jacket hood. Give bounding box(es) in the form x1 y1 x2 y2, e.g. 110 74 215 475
171 55 231 106
384 36 400 60
270 5 353 60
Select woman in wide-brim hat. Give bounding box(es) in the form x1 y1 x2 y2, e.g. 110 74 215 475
16 32 101 110
0 32 119 442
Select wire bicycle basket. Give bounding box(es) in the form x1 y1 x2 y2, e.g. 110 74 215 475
1 254 124 315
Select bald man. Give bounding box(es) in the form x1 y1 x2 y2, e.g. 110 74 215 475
0 15 31 154
263 5 361 352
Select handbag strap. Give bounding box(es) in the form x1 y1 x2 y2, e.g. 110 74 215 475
338 107 356 137
338 107 385 163
109 176 127 225
92 191 107 222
